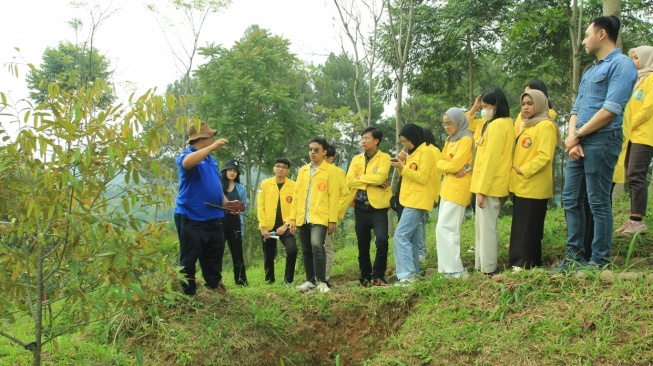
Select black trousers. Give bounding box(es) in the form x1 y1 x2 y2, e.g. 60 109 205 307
262 226 298 284
175 213 225 296
509 196 548 269
354 207 389 283
221 214 248 286
626 142 653 216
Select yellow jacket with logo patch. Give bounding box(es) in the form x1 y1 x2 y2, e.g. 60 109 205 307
437 136 473 206
426 144 442 204
615 75 653 183
290 162 341 226
257 177 296 230
398 143 437 211
470 117 514 197
509 120 557 199
346 150 392 209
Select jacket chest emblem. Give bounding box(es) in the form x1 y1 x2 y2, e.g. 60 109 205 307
318 182 327 192
521 137 533 149
372 167 378 174
286 196 293 203
409 162 418 171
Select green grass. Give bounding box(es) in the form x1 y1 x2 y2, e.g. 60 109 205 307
2 192 652 365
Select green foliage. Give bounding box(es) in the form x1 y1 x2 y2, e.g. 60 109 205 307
26 41 115 109
0 76 181 364
195 25 316 197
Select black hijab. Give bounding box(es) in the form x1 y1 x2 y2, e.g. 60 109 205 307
399 123 425 154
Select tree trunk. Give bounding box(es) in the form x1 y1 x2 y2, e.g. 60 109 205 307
466 34 474 107
603 0 623 50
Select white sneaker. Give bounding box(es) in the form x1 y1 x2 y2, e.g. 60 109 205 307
316 282 330 293
512 266 523 274
296 281 316 292
394 278 415 287
614 220 629 234
467 246 475 253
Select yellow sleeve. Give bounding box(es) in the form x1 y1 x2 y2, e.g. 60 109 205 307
630 78 653 130
436 137 473 173
519 123 557 179
328 166 341 223
256 182 267 229
401 148 435 185
478 121 509 195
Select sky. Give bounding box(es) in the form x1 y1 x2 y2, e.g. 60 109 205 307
0 0 346 105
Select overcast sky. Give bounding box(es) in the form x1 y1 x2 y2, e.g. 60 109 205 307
0 0 345 104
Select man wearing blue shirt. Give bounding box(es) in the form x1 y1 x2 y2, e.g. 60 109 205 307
174 121 229 295
554 16 638 272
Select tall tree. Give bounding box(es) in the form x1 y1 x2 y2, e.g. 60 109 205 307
195 26 316 202
26 41 115 109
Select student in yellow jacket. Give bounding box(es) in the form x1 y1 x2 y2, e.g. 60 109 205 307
346 127 392 286
289 137 340 293
615 45 653 236
509 90 560 270
257 157 298 285
323 145 350 285
390 123 437 285
417 126 442 262
435 107 474 278
469 88 514 275
513 80 558 137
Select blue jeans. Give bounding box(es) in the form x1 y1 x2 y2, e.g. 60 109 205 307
562 131 621 265
393 208 426 280
298 224 328 283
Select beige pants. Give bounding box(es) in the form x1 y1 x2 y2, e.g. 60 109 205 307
474 196 501 273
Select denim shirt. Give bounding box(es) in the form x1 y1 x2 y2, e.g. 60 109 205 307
571 48 637 134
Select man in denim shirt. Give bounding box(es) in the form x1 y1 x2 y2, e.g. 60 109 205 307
553 16 637 272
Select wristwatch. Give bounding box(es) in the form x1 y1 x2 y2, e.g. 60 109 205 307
574 130 580 138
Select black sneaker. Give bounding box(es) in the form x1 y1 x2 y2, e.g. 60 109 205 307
359 279 371 287
372 278 389 286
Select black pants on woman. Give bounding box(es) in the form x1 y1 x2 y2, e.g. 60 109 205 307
509 196 548 269
221 214 248 286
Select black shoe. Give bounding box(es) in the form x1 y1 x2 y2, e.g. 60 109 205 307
359 279 371 287
372 278 389 286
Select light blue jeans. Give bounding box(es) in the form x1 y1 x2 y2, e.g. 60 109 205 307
562 131 621 266
418 213 428 258
394 208 427 280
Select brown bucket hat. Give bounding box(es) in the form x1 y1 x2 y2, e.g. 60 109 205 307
186 122 218 144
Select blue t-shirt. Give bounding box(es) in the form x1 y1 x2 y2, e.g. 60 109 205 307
571 48 638 134
174 147 225 221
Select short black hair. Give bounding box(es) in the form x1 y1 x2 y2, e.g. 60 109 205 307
524 79 552 108
360 126 383 147
481 87 510 120
591 15 620 44
309 136 329 151
274 157 291 168
326 145 336 158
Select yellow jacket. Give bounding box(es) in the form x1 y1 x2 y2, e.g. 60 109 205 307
346 150 392 209
615 75 653 183
333 165 350 220
509 120 557 199
398 143 437 210
290 162 341 226
470 117 514 197
437 136 473 206
426 144 442 204
466 112 483 132
257 177 296 229
514 109 557 137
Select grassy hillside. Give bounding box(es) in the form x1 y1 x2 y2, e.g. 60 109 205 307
2 193 652 365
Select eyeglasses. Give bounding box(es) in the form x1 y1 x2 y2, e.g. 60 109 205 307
274 164 289 170
308 147 321 153
400 138 410 145
360 136 373 141
442 122 454 127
